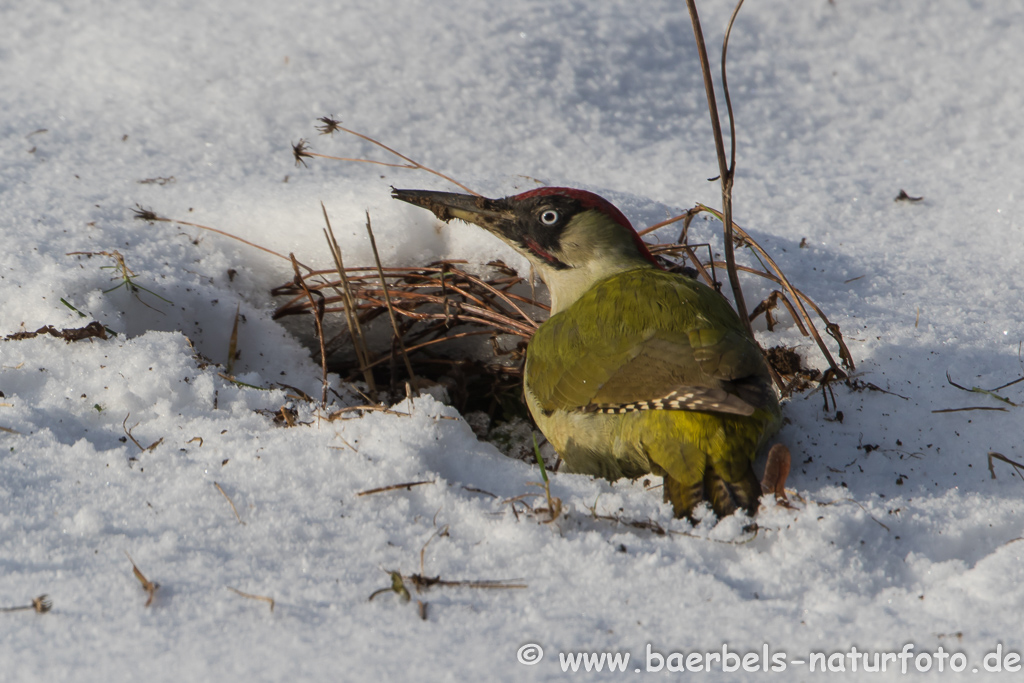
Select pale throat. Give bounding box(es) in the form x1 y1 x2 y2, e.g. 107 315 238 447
535 253 654 313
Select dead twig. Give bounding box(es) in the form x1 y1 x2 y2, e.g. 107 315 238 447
132 205 314 273
125 552 159 607
226 304 241 376
946 370 1020 407
3 322 108 343
307 119 479 196
365 211 417 385
684 0 751 336
988 451 1024 481
214 481 246 524
405 574 527 591
290 252 330 408
0 595 52 614
328 404 412 419
226 586 275 612
122 413 162 452
357 480 434 497
322 203 376 394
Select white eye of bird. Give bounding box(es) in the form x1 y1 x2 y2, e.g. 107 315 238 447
540 210 559 226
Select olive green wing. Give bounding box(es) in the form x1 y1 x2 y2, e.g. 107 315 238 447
526 269 774 416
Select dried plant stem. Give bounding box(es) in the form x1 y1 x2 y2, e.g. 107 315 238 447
321 203 376 394
226 303 241 376
290 253 330 407
0 595 51 614
303 152 415 170
314 122 480 196
214 481 245 525
357 480 434 497
988 451 1024 479
636 210 692 237
696 204 852 374
364 211 417 384
684 0 751 336
721 0 746 172
133 208 311 271
125 551 159 607
226 586 275 612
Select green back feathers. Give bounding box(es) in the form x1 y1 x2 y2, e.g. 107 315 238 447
526 267 775 418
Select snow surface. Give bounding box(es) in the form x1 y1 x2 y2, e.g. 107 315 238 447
2 0 1023 680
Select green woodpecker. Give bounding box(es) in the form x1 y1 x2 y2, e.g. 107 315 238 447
393 187 781 519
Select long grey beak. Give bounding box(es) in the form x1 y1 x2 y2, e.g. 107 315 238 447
391 189 513 236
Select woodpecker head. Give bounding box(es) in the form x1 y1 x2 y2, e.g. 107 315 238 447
393 187 659 312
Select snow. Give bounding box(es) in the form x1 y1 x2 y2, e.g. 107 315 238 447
2 0 1023 680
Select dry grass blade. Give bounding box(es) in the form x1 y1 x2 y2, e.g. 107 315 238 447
3 321 109 342
322 203 376 394
226 586 275 612
125 552 159 607
132 205 312 271
684 0 751 335
308 119 480 196
122 413 162 452
946 370 1020 407
214 481 246 525
273 259 545 403
693 204 853 376
365 211 417 384
405 574 527 591
290 252 329 407
987 451 1024 480
357 480 434 497
419 524 450 575
327 404 412 419
0 594 52 614
226 303 241 376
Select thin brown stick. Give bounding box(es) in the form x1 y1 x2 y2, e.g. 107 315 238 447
328 404 412 419
419 524 450 575
322 203 376 394
0 595 52 614
988 451 1024 480
698 204 851 374
405 574 527 591
290 253 329 408
214 481 245 525
125 552 159 607
684 0 752 335
365 211 417 383
132 207 311 270
357 480 434 497
721 0 746 173
226 303 241 376
636 211 692 237
314 122 480 196
122 413 144 451
304 152 415 170
226 586 275 612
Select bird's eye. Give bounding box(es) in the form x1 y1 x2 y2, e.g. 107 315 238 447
539 210 559 226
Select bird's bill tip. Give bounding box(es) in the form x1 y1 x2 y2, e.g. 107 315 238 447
391 189 508 228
